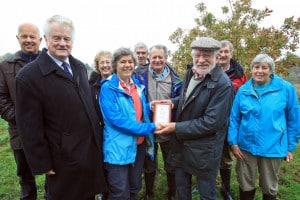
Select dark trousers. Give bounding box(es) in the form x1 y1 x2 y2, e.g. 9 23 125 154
143 141 175 197
13 149 37 200
175 167 217 200
220 136 233 169
144 141 174 173
106 142 146 200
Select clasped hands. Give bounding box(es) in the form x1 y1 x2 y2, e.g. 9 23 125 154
154 122 175 135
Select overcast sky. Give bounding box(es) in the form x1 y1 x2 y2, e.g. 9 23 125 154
0 0 298 65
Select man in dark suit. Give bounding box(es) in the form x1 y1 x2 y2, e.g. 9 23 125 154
15 15 107 200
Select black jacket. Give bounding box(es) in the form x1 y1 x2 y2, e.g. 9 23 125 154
170 64 234 176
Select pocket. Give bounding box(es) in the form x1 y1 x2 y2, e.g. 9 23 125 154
183 141 217 172
60 132 75 161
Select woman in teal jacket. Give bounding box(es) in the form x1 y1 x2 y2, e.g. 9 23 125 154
228 53 300 200
99 48 159 200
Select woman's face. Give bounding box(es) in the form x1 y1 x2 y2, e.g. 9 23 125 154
97 55 112 79
116 55 135 82
251 62 271 85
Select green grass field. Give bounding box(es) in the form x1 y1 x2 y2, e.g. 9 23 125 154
0 118 299 200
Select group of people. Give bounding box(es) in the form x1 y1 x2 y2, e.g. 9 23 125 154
0 14 299 200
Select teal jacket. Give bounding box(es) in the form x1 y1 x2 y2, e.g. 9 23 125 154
100 74 155 164
228 74 300 157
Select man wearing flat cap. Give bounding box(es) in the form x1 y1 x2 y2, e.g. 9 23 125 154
154 36 234 199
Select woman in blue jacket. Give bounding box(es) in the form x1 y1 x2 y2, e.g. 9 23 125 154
228 53 300 200
99 47 160 200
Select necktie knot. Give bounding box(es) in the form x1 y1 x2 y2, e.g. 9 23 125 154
62 62 72 77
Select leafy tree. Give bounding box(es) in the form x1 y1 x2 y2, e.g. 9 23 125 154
0 53 13 62
169 0 300 78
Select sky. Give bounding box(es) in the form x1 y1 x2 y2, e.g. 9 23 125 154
0 0 299 65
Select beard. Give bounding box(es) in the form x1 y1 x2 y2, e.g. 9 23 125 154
192 62 215 77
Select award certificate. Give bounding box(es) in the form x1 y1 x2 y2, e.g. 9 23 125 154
153 103 172 123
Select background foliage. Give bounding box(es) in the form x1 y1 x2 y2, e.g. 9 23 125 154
169 0 300 78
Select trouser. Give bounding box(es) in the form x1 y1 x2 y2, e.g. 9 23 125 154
175 167 217 200
13 149 37 200
143 141 175 196
220 139 233 169
219 139 233 199
106 142 146 199
236 150 282 196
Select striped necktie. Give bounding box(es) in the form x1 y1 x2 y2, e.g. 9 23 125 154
62 62 72 77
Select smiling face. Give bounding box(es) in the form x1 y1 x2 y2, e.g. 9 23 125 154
97 55 112 79
16 23 42 54
116 55 135 83
251 62 272 85
44 22 73 61
192 48 216 76
217 45 232 70
149 47 166 74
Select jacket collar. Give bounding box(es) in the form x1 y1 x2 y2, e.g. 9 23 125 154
37 48 81 78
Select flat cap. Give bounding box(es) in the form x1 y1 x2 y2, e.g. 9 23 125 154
190 37 221 50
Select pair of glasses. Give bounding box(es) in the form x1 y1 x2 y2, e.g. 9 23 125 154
99 61 111 66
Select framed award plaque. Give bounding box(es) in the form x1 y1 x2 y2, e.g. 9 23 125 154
153 102 172 123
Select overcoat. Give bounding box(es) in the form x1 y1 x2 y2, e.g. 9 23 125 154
15 48 107 200
169 64 234 177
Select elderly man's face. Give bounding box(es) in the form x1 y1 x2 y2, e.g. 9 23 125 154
192 49 216 76
45 22 73 61
150 47 166 74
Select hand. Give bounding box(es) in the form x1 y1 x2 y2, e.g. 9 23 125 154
154 122 175 134
155 123 163 131
46 169 56 175
231 145 245 161
285 152 293 162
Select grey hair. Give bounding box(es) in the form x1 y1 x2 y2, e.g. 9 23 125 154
250 53 275 73
134 42 148 53
149 44 168 59
219 40 233 53
43 15 75 41
111 48 137 73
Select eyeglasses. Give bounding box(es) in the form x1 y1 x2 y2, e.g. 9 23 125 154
194 52 214 59
99 61 111 66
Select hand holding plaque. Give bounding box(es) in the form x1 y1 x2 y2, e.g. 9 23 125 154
153 102 172 123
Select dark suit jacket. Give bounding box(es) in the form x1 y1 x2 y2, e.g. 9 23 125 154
15 48 107 199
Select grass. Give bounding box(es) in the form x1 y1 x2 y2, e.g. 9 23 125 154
0 118 299 199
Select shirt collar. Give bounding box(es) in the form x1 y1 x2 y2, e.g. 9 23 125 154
47 51 70 67
150 65 169 80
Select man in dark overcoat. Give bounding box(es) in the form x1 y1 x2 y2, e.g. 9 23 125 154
155 37 234 200
15 15 107 200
